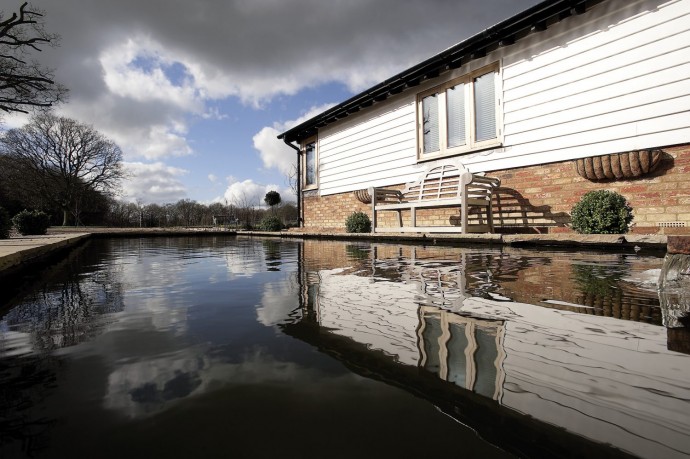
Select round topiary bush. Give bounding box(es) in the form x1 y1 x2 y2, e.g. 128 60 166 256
12 209 50 235
0 207 11 239
570 190 633 234
345 211 371 233
258 215 283 232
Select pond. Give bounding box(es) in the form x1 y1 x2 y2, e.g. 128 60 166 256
0 236 688 459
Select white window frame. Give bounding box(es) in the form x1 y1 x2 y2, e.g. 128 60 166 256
301 137 318 191
416 62 502 161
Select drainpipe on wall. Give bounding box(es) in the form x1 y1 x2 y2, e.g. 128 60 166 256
283 139 302 227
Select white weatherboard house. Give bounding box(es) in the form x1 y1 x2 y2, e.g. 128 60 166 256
279 0 690 234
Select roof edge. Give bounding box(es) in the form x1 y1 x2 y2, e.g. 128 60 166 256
278 0 598 144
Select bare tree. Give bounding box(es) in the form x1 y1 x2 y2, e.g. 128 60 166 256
232 191 258 229
175 199 196 227
285 163 298 197
1 113 124 225
0 2 67 116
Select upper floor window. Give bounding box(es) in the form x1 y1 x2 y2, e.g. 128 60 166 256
303 140 317 190
418 63 501 160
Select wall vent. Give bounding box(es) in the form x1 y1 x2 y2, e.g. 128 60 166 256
657 222 686 228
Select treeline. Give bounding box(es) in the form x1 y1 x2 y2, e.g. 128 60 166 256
0 114 298 229
0 154 298 228
106 199 298 229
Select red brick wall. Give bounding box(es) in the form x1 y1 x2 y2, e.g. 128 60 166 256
301 144 690 234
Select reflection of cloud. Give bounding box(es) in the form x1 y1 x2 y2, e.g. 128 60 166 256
256 279 299 327
110 249 190 333
105 346 210 418
104 346 322 418
222 243 265 278
110 297 189 335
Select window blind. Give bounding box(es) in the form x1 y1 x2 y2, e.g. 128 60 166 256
446 83 466 148
474 72 496 142
305 143 316 186
422 94 440 153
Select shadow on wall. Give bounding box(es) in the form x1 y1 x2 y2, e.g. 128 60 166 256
492 187 571 233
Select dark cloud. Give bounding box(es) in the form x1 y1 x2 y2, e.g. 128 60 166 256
40 0 538 103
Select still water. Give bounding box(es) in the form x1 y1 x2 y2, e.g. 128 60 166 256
0 236 688 459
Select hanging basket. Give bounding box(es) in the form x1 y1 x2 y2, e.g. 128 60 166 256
575 149 663 181
354 189 372 204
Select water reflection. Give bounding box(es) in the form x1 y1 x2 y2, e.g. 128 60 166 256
419 307 505 400
1 237 687 459
1 242 124 356
287 241 689 459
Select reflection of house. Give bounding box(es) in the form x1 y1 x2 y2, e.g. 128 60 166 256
280 0 690 234
328 242 664 324
291 241 690 459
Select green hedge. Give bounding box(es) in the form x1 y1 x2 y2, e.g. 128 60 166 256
12 209 50 235
258 216 283 232
345 211 371 233
570 190 633 234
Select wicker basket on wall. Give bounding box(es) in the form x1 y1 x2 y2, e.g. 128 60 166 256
575 149 663 181
354 189 372 204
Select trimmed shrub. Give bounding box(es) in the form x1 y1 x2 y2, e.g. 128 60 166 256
345 211 371 233
264 190 281 208
12 209 50 235
0 207 11 239
570 190 633 234
258 215 283 232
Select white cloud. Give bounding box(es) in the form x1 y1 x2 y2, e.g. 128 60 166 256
124 124 193 160
201 107 228 120
99 38 203 113
0 112 30 130
252 104 334 176
121 162 189 204
208 174 218 183
59 90 194 162
222 179 292 207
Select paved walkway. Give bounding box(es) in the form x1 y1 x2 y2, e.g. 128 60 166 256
0 233 91 274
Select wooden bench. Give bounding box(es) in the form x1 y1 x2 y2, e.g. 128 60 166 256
368 163 500 234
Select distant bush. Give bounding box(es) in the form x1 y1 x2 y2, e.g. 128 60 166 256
345 211 371 233
258 216 283 232
570 190 633 234
12 209 50 235
0 207 11 239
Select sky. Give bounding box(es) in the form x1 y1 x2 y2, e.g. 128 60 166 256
2 0 538 206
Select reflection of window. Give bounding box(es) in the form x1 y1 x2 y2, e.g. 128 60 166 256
446 323 468 387
422 314 443 375
303 140 317 189
473 327 499 398
417 307 505 401
418 63 500 160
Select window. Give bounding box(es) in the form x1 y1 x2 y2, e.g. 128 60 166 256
302 139 317 190
418 64 501 160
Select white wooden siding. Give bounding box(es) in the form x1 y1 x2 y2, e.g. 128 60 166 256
316 0 690 196
318 98 422 196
